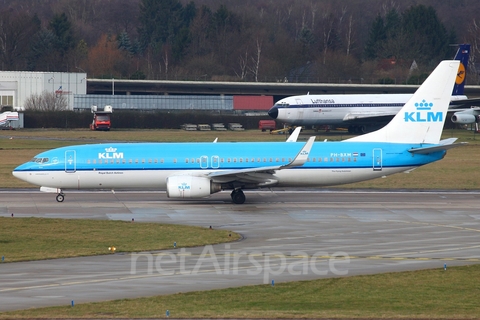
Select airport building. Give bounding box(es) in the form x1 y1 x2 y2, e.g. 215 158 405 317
0 71 87 111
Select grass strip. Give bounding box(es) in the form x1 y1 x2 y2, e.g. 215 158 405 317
0 217 240 262
2 264 479 318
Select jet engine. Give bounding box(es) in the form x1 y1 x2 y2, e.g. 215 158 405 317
166 176 222 198
451 113 477 124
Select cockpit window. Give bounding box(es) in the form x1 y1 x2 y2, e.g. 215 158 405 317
274 102 289 107
31 157 49 163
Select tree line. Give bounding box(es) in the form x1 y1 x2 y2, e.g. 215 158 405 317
2 0 480 85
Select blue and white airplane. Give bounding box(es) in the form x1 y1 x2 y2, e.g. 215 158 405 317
13 61 464 204
269 44 473 133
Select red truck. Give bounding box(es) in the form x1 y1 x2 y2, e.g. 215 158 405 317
258 120 276 132
90 105 113 131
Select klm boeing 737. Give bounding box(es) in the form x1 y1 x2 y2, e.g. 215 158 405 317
268 44 473 133
13 61 465 204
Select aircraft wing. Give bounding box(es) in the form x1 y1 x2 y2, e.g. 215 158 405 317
449 98 480 108
343 110 398 121
207 136 315 184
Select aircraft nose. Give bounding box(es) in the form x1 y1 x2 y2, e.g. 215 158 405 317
268 106 278 119
12 168 26 182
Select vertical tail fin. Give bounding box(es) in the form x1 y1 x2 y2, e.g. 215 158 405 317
452 44 470 96
346 60 460 144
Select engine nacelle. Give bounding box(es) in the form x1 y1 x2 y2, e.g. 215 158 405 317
451 113 477 124
166 176 221 198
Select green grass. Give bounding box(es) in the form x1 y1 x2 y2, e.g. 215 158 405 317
0 217 240 262
2 264 480 319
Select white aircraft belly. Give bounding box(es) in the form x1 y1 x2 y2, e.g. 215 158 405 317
16 166 413 191
273 167 412 186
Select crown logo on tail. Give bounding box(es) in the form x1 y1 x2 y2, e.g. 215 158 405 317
414 100 433 110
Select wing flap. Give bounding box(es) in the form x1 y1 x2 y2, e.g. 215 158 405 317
208 136 316 183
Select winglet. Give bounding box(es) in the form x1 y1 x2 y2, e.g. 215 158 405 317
283 136 315 168
286 126 302 142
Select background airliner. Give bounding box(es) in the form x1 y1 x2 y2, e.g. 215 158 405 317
13 61 464 204
268 44 473 133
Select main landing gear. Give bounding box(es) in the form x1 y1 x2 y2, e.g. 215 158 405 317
230 189 246 204
56 192 65 202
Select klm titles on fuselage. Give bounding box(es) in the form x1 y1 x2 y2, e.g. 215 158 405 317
98 147 124 159
404 100 442 122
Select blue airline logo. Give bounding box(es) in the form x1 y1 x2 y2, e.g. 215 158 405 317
178 182 190 190
404 100 443 122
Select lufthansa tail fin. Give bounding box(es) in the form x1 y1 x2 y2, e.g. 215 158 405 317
452 44 470 96
346 60 459 145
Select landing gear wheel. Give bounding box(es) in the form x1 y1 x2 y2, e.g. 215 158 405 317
231 189 246 204
56 193 65 202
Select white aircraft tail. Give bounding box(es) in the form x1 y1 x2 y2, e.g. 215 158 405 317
346 60 460 144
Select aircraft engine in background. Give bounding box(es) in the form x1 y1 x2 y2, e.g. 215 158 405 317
451 112 478 124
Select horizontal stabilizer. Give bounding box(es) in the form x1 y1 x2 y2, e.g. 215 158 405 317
409 139 467 154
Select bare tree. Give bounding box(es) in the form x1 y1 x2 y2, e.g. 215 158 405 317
345 15 355 57
24 91 68 111
248 38 262 82
467 18 480 84
235 50 248 80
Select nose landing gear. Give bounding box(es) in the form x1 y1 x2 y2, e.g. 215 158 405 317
56 192 65 202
